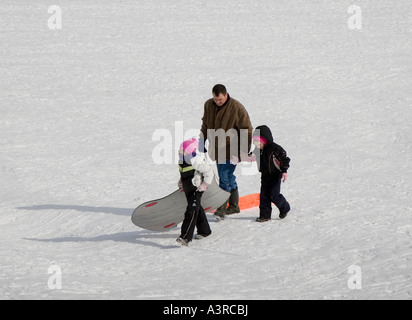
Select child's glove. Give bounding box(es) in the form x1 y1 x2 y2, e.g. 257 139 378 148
197 182 208 192
177 179 183 189
282 173 288 183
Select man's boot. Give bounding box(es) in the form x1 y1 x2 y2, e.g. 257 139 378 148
226 188 240 215
214 199 228 221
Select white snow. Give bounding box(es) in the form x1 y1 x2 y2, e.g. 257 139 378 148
1 0 411 300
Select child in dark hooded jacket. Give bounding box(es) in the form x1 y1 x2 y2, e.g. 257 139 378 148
249 125 291 221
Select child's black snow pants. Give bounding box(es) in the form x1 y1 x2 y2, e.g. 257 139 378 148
259 177 290 220
180 190 211 241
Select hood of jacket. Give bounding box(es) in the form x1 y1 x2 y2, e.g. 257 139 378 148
253 125 274 144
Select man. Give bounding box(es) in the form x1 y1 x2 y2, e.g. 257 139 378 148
199 84 253 220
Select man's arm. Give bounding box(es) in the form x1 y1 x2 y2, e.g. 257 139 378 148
236 106 253 158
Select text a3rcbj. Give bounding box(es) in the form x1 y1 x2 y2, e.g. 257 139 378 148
163 304 249 317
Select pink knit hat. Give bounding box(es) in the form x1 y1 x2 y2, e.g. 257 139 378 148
253 135 267 145
180 138 198 154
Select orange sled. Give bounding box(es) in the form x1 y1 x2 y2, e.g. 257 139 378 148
237 193 260 210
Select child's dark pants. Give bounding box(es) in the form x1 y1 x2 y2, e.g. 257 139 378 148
259 177 290 220
180 191 211 241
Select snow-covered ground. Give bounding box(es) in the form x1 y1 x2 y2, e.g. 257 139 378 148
1 0 411 299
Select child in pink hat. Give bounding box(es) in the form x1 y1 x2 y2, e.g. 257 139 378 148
176 138 214 246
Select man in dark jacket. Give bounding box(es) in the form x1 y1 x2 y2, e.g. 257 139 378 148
252 125 291 221
199 84 253 220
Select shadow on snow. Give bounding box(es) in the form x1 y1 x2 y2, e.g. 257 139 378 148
16 204 133 216
18 204 179 249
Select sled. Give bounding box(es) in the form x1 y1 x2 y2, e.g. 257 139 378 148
208 193 260 214
237 193 260 210
131 179 230 232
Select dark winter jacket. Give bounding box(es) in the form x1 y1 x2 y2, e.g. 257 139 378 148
200 95 253 163
253 125 290 180
179 160 197 193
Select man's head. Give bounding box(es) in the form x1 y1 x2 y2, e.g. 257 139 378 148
212 84 228 107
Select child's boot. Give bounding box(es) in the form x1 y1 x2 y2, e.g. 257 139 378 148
176 237 189 246
279 203 290 219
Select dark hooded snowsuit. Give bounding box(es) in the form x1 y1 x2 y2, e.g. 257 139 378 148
253 125 291 219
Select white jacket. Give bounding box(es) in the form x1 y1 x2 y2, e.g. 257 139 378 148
190 153 214 188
